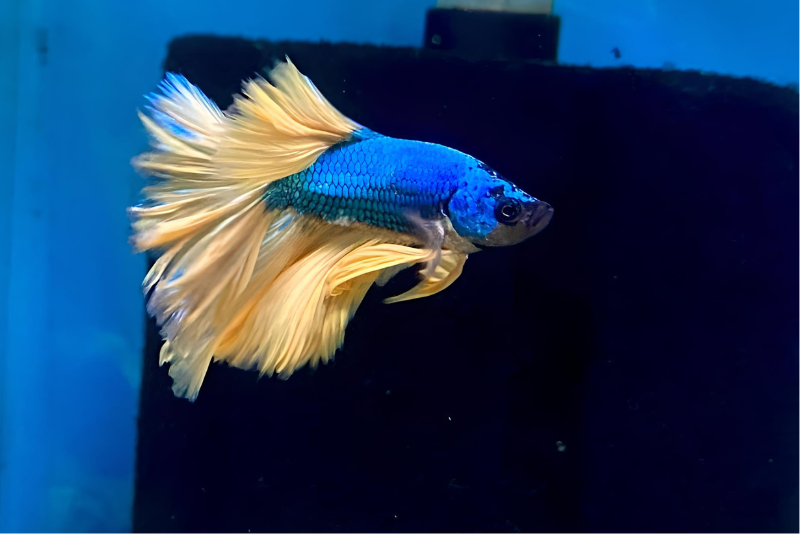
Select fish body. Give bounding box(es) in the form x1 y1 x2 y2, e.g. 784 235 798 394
130 60 553 400
265 135 459 234
267 133 551 246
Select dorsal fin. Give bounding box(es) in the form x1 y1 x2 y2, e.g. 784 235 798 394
214 58 363 184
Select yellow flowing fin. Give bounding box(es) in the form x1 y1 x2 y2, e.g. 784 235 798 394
129 73 256 253
130 59 358 253
130 60 360 400
158 341 214 401
384 251 468 304
143 200 273 400
148 211 335 400
211 230 436 380
132 74 223 184
215 58 362 184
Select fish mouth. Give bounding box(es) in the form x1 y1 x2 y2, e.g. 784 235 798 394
525 200 553 236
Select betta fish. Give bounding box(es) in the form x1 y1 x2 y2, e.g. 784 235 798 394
130 59 553 400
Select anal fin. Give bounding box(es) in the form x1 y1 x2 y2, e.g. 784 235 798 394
213 229 437 379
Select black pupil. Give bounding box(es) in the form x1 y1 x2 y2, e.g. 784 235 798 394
495 199 522 225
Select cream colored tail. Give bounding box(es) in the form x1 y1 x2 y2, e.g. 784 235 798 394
131 61 466 400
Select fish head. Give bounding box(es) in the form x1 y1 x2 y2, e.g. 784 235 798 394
447 162 553 247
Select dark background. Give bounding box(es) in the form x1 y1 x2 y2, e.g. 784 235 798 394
133 35 799 533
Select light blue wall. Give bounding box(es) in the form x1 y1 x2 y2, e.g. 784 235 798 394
0 0 795 532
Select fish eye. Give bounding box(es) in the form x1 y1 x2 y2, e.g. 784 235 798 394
495 198 522 225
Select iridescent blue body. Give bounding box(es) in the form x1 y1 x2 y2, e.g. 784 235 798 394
265 131 548 244
266 134 463 233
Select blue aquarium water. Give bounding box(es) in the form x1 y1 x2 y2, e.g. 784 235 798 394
1 1 797 532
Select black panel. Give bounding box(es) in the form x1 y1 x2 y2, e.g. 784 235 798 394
133 35 799 533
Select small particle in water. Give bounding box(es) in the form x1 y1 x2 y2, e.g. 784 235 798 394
627 399 639 410
612 275 618 280
611 47 622 59
768 459 774 463
448 416 452 421
431 34 442 45
386 390 391 395
171 516 175 520
201 487 205 493
556 440 566 452
393 514 398 519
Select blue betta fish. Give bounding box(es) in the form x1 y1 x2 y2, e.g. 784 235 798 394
130 59 553 400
